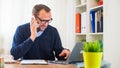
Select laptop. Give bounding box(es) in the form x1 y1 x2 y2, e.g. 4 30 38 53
48 42 84 64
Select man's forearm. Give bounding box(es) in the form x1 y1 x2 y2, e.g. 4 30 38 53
11 38 33 60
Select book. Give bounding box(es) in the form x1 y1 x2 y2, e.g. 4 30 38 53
81 12 87 34
97 9 103 32
20 60 48 65
90 10 95 33
76 13 81 33
95 11 98 33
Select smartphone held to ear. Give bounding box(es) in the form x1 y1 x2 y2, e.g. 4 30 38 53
32 15 40 31
32 16 39 28
34 22 40 32
34 21 39 28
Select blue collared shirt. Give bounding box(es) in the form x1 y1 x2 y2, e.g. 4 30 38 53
37 31 43 37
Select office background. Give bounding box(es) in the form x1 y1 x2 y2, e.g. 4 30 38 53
0 0 75 54
0 0 120 68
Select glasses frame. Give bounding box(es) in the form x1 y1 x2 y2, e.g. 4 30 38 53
35 16 53 24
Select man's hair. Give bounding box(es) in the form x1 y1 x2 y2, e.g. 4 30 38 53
32 4 51 16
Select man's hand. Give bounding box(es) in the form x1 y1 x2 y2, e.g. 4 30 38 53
59 49 70 59
30 17 39 41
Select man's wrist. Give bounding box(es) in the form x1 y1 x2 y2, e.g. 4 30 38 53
64 48 70 51
30 35 36 41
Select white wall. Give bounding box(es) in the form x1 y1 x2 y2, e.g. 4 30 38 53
0 0 24 54
104 0 120 68
0 0 75 54
66 0 75 51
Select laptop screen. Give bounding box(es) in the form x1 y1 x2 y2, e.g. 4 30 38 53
66 42 84 64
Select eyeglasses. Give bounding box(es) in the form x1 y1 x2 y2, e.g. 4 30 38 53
35 16 53 24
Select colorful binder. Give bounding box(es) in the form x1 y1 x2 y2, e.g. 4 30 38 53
76 13 81 33
90 10 95 33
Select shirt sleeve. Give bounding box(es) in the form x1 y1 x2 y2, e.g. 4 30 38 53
53 28 65 60
10 26 33 60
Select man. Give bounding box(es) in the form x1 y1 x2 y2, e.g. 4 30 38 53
11 4 70 60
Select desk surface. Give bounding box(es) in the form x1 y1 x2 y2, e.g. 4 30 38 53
1 55 76 68
4 63 76 68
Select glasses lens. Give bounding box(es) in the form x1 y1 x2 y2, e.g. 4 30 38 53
41 18 52 23
40 20 48 23
37 17 53 23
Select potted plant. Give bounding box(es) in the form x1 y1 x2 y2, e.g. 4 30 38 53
83 40 103 68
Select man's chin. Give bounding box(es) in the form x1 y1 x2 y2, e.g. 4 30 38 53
40 28 46 31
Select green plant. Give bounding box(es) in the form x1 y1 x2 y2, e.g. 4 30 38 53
83 40 103 52
95 0 100 2
81 39 86 42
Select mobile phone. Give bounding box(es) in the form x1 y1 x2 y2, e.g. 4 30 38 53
34 21 39 28
34 20 41 32
33 15 40 32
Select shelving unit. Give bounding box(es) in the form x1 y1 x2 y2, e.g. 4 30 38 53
90 5 103 11
76 33 86 35
75 0 103 42
89 33 103 35
75 3 87 8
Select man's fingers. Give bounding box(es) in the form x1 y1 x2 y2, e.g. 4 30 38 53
31 17 36 23
59 52 63 56
30 17 34 25
59 52 65 56
64 53 69 59
30 17 38 28
59 49 70 59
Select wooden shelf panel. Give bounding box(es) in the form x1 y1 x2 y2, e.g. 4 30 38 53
76 33 86 35
90 5 103 11
89 32 103 35
75 3 87 8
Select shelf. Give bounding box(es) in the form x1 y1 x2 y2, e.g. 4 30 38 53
76 33 86 35
90 5 103 11
75 0 104 42
75 3 87 8
89 33 103 35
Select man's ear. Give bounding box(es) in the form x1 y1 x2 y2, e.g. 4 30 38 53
32 13 34 16
32 13 37 17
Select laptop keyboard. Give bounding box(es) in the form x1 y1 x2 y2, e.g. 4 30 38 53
48 60 67 64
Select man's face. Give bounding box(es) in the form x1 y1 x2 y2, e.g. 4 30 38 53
36 9 52 31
